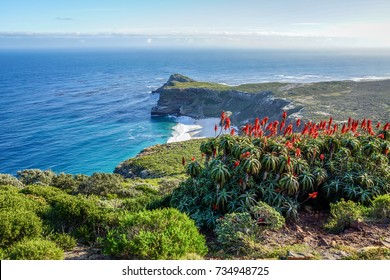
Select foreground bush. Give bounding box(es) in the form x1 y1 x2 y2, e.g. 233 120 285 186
324 199 365 233
101 208 208 259
0 209 43 247
17 169 55 186
22 185 119 242
47 233 77 250
7 239 64 260
214 212 259 252
369 194 390 223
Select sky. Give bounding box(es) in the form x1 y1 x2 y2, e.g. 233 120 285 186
1 0 390 49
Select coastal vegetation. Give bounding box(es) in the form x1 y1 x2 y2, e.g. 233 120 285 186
1 74 390 260
1 109 390 260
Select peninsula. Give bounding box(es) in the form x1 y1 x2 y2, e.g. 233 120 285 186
152 74 390 124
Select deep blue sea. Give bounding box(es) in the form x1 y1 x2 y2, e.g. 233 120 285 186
1 49 390 175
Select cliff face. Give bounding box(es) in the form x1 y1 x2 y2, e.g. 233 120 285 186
152 74 300 124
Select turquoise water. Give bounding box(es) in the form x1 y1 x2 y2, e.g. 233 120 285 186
1 49 390 175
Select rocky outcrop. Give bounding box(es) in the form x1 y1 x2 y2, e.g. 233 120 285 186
152 74 301 125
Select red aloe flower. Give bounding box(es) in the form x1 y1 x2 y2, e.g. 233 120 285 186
376 122 381 129
296 119 301 127
191 157 196 161
308 192 318 199
230 128 235 136
220 111 226 122
214 124 218 132
212 149 217 158
295 148 301 157
280 120 285 131
287 156 291 165
234 160 240 169
320 154 325 161
386 149 389 156
282 111 287 120
378 134 385 139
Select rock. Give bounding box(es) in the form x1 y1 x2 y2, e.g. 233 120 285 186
287 251 315 260
380 238 390 248
330 240 337 247
140 170 151 179
318 237 330 247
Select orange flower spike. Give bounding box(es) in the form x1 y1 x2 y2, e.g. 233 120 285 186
320 154 325 161
191 157 196 161
296 119 301 127
287 156 291 165
233 160 240 169
230 128 235 136
295 148 301 157
308 192 318 199
214 124 218 132
378 134 385 139
376 122 381 129
280 120 285 131
386 149 389 156
282 111 287 120
220 111 226 122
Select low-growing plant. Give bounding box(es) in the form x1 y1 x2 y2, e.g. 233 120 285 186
100 208 208 259
369 194 390 222
0 188 50 216
0 209 43 247
52 173 78 193
250 201 285 230
214 212 260 253
78 173 124 196
0 174 24 188
17 169 55 186
47 232 77 250
324 199 365 233
0 248 6 260
7 239 64 260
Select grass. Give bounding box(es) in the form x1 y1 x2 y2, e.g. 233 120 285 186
115 139 206 179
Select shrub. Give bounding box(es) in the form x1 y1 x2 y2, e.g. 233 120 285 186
7 239 64 260
0 174 24 188
0 209 43 246
100 208 208 259
0 248 6 260
47 233 77 250
22 185 118 242
78 173 124 196
0 188 50 216
324 199 365 233
370 194 390 222
52 173 78 192
17 169 55 185
214 212 260 252
250 201 285 230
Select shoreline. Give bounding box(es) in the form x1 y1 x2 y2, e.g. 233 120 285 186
167 116 221 143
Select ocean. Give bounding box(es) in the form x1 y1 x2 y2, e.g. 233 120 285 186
1 48 390 175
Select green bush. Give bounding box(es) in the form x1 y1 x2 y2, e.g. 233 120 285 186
7 239 64 260
0 209 43 246
78 173 124 196
370 194 390 222
17 169 55 186
324 199 365 233
250 201 285 230
0 174 24 188
47 233 77 250
214 212 260 252
100 208 208 259
0 188 50 216
0 248 6 260
22 185 118 242
52 173 78 192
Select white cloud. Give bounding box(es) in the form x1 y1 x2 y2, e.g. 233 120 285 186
147 38 152 44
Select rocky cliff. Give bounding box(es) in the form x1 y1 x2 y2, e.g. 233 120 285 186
151 74 390 124
152 74 301 124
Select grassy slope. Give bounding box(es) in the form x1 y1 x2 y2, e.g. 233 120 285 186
165 78 390 123
115 139 206 179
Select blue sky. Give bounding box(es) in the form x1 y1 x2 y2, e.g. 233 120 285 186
1 0 390 49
